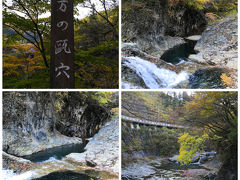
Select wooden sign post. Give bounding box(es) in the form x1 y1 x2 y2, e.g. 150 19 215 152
50 0 74 88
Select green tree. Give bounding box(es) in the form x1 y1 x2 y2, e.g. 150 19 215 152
3 0 51 67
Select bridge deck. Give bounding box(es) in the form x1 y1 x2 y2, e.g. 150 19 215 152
122 115 187 129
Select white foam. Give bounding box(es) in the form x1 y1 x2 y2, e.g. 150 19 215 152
3 169 34 180
122 42 137 49
123 56 189 89
41 156 58 162
176 57 187 65
121 81 142 89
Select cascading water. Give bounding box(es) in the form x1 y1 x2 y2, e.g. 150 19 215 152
122 56 188 89
122 42 226 89
3 143 87 180
3 169 35 180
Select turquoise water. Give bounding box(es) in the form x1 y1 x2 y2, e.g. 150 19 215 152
22 143 85 163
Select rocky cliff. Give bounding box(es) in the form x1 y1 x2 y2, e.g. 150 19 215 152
122 0 238 88
122 0 207 57
55 92 117 139
3 92 81 156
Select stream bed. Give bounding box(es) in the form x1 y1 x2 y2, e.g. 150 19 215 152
122 158 216 180
3 143 113 180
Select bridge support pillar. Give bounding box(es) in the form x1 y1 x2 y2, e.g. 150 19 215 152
136 124 140 130
131 123 134 129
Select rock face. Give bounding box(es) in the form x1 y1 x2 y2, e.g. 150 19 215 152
122 0 207 57
66 116 119 174
57 93 108 139
189 14 238 70
3 92 81 156
56 92 118 139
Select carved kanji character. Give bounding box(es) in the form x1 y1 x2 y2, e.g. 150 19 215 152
55 63 70 78
57 21 68 31
57 0 68 12
55 39 71 54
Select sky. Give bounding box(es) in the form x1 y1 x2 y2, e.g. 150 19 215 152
6 0 111 19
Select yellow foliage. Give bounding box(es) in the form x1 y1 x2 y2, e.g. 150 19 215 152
221 73 234 87
177 132 208 165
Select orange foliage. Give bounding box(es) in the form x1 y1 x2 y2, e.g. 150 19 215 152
3 43 45 78
221 73 234 87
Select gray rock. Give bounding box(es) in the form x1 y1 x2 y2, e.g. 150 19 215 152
189 54 208 64
136 35 186 58
193 14 238 70
122 161 156 179
204 172 216 179
67 116 119 174
3 92 82 156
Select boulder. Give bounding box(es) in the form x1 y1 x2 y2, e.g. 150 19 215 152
190 14 238 70
66 116 119 174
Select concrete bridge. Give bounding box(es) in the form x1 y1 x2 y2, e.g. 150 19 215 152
122 115 187 129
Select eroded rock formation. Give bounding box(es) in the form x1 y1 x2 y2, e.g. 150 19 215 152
3 92 81 156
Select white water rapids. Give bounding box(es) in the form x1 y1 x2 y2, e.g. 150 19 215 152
2 157 60 180
3 169 35 180
122 56 189 89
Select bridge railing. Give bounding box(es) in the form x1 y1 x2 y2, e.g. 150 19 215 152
122 115 187 129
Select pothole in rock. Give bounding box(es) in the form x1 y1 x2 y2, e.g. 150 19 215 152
160 41 197 65
22 143 86 163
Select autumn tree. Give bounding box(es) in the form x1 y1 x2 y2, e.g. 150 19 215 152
3 42 44 79
184 92 237 140
3 0 51 67
178 92 237 169
3 0 85 68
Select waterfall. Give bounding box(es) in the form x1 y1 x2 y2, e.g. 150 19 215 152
123 56 189 89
